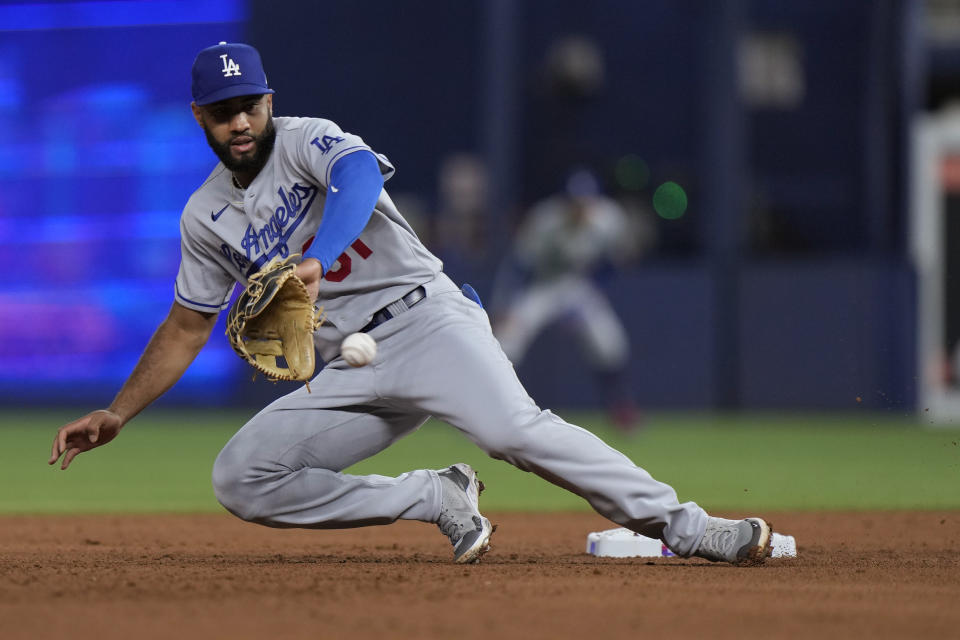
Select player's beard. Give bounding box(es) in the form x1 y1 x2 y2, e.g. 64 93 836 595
204 117 277 175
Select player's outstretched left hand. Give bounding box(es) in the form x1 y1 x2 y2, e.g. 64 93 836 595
48 409 124 470
295 257 323 305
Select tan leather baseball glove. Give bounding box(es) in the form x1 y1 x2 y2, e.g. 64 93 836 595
226 256 324 385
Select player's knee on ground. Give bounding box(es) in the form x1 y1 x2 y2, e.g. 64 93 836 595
211 447 269 522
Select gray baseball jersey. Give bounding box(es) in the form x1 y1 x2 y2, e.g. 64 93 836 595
182 115 708 556
496 194 633 368
175 116 440 362
516 194 633 282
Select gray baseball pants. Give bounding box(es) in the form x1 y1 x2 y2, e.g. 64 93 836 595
211 273 708 555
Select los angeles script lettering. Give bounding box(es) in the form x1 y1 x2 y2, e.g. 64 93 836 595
240 183 317 260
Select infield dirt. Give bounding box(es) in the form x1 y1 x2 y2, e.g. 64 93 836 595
0 511 957 639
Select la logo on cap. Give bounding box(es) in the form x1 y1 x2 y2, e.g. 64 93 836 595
191 41 273 105
218 42 242 77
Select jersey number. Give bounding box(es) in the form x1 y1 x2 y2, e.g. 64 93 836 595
300 238 373 283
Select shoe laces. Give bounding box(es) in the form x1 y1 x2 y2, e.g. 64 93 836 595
438 510 480 544
699 519 742 560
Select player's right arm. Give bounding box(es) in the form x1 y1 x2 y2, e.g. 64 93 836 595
48 301 218 470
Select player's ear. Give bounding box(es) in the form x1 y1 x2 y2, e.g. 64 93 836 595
190 102 205 128
265 94 273 116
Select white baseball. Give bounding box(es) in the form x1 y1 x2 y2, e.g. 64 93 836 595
341 332 377 367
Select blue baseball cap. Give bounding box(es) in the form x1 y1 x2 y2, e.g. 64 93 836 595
191 42 274 106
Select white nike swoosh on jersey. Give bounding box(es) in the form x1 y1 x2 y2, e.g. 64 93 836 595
330 185 339 193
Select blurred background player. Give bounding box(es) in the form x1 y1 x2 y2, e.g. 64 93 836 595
429 153 492 290
492 168 642 430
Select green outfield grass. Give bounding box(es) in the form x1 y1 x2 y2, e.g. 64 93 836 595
2 409 958 514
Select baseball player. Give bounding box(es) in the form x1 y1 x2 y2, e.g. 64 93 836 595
493 168 639 430
48 42 773 565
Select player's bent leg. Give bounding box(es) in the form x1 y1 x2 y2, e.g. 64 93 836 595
211 398 438 528
575 281 630 371
493 283 566 363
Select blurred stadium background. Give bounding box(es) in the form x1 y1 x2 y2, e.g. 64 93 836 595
4 0 960 423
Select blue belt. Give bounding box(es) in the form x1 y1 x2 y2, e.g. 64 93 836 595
361 285 427 333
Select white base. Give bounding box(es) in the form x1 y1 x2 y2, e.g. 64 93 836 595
585 528 798 559
770 532 797 558
585 528 674 558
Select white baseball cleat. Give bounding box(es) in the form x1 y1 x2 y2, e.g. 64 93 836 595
693 517 773 565
436 463 494 564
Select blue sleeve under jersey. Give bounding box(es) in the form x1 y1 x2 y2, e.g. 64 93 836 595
302 150 384 273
